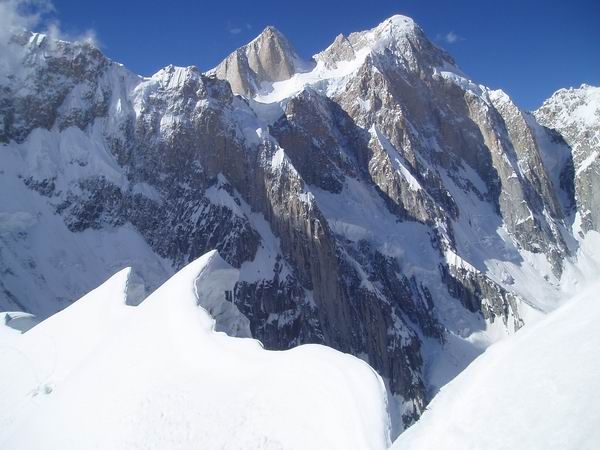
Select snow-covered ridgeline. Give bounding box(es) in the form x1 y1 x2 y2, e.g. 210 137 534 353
0 251 391 450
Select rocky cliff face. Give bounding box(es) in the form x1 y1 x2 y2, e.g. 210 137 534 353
211 26 312 97
1 16 597 430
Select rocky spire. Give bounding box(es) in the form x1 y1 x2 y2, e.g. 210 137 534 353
212 25 311 97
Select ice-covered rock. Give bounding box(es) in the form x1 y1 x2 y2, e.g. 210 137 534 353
535 84 600 233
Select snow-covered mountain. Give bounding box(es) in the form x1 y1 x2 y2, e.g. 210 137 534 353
393 269 600 450
1 14 599 432
0 251 390 449
535 84 600 233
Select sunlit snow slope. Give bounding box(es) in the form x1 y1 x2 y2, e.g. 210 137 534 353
392 276 600 450
0 251 390 450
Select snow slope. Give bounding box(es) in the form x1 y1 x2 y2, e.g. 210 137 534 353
0 250 390 450
0 125 173 317
392 275 600 450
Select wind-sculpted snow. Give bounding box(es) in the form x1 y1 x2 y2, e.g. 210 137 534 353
0 251 391 450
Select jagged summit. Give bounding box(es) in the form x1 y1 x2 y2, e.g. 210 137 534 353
214 15 458 103
537 83 600 128
315 14 454 72
257 25 285 40
212 24 312 97
314 14 421 61
212 15 446 99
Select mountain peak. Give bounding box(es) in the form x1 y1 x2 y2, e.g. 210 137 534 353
376 14 418 33
212 25 311 97
248 25 289 48
537 83 600 129
259 25 282 36
360 14 447 63
312 14 452 76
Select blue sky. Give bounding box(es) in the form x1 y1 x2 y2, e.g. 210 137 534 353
45 0 600 110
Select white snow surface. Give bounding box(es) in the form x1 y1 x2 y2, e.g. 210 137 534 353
0 250 391 450
392 277 600 450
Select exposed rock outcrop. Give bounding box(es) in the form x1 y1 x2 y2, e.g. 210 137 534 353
212 26 312 97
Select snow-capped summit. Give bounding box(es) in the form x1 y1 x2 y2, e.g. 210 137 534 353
318 14 451 68
537 83 600 129
248 14 456 103
212 25 313 96
265 14 445 75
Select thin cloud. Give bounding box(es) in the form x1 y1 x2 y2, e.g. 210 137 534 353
0 0 98 82
0 0 97 43
444 31 464 44
0 0 52 82
45 21 98 47
226 20 252 36
0 0 51 39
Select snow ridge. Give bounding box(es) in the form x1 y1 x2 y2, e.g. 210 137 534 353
0 252 391 450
